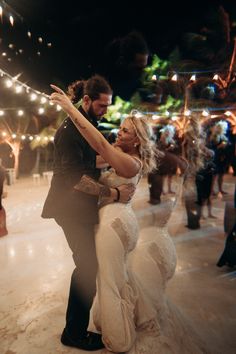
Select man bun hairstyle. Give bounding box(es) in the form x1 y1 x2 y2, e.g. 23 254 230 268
67 75 113 104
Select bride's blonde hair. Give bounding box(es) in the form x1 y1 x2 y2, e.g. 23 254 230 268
125 111 160 174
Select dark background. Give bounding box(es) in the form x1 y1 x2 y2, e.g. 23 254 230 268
1 0 236 92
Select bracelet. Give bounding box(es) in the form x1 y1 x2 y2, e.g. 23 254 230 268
114 187 120 202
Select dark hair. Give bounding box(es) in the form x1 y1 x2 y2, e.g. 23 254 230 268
105 30 149 67
67 74 113 104
119 30 149 62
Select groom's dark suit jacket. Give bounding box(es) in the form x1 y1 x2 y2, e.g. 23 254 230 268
41 106 100 224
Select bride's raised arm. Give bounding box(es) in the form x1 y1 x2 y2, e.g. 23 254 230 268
50 85 140 178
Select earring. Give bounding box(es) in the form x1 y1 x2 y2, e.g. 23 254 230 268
134 143 138 147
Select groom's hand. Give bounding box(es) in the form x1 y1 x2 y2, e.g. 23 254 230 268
117 183 136 204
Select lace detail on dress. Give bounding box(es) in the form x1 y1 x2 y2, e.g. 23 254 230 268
111 217 137 254
148 239 176 283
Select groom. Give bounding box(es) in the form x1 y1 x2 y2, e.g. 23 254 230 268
42 75 134 350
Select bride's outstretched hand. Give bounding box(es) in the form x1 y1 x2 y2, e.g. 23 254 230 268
50 84 74 113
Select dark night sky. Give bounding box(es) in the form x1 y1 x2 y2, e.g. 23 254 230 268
1 0 236 93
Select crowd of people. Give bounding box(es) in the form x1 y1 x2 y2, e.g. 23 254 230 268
148 118 234 230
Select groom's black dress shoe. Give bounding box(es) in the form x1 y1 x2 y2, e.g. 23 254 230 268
61 328 105 351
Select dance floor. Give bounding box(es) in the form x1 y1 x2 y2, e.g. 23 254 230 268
0 174 235 354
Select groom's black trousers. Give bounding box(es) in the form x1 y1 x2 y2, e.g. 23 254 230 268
55 216 98 339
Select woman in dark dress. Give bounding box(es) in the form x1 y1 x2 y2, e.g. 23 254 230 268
207 121 231 195
195 147 216 219
217 184 236 268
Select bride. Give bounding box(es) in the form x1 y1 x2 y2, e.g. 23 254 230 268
50 85 212 354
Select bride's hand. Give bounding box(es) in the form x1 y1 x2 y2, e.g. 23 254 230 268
50 84 74 113
118 183 136 203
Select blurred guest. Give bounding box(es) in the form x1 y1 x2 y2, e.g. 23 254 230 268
195 147 216 219
148 125 179 204
217 220 236 268
182 116 205 230
158 125 179 194
0 158 8 237
207 120 231 195
101 30 149 101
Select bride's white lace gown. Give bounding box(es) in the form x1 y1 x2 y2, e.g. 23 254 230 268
88 166 211 354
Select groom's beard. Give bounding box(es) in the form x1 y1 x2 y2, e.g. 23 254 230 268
87 105 101 121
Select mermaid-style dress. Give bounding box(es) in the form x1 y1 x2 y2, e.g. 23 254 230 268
88 167 211 354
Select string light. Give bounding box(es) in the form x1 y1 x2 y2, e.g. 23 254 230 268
15 85 23 93
17 110 24 116
30 93 37 101
171 74 178 81
0 2 52 65
0 67 58 114
38 107 45 114
189 75 196 82
9 14 14 26
0 131 55 141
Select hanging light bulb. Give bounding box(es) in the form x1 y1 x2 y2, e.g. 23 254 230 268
30 93 37 101
0 6 3 22
171 74 178 81
202 110 209 117
184 109 191 116
40 96 47 104
18 110 24 116
189 75 196 81
9 15 14 26
13 73 22 81
38 107 45 114
5 79 13 88
15 85 23 94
